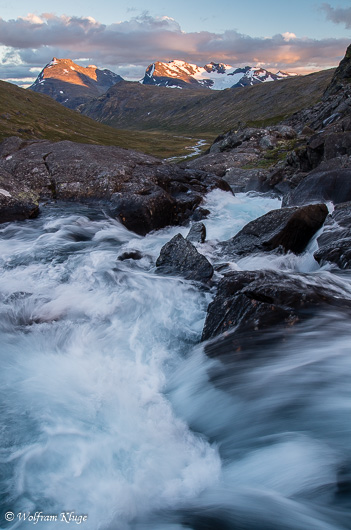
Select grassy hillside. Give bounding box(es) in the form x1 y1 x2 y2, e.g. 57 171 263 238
0 80 209 158
81 69 335 134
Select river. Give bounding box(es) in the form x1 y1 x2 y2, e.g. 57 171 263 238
0 191 350 529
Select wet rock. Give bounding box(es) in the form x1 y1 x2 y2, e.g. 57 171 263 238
201 269 351 348
283 168 351 207
156 233 213 282
0 137 230 232
314 201 351 268
186 222 206 243
191 207 210 221
117 250 143 261
219 203 328 258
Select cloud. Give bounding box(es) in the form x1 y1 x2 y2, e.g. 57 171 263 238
0 12 348 85
320 3 351 29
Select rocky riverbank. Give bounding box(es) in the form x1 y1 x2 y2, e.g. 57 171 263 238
0 136 229 234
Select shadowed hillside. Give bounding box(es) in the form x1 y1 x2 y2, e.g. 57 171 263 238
0 80 209 158
81 69 335 134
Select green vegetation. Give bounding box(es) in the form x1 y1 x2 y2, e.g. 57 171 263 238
0 80 211 158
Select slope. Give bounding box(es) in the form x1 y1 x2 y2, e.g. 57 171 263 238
81 69 335 135
0 80 206 158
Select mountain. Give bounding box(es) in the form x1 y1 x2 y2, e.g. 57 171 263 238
29 58 123 109
141 60 296 90
0 79 204 158
81 69 334 134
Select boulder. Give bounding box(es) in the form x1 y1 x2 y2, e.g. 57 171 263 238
219 203 328 258
0 137 230 232
314 201 351 268
201 270 351 354
186 222 206 243
156 233 213 282
283 168 351 207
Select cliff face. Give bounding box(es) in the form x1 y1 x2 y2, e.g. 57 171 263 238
324 44 351 97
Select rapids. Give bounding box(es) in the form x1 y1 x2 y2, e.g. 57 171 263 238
0 192 350 530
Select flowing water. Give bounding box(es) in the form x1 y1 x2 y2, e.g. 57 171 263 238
0 192 350 530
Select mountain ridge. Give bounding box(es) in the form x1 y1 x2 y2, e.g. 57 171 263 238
141 59 297 90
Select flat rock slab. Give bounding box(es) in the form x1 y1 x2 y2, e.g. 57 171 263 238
219 203 328 258
156 233 213 282
0 137 230 232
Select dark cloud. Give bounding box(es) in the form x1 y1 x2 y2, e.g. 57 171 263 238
0 12 348 85
321 3 351 29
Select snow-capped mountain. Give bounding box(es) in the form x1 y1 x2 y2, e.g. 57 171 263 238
29 58 123 109
141 60 297 90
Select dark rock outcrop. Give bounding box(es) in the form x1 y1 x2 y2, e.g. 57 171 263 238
0 137 230 232
202 269 351 349
156 233 213 282
314 201 351 268
324 44 351 98
219 204 328 258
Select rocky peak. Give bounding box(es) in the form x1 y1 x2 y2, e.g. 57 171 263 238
142 60 297 90
29 58 123 109
324 44 351 97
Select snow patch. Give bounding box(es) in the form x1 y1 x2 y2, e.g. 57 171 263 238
0 188 11 197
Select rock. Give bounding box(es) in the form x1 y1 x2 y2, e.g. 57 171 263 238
186 222 206 243
0 166 40 224
201 269 351 351
191 207 210 221
117 250 143 261
324 44 351 98
156 233 213 282
260 135 277 150
283 168 351 207
223 167 270 193
267 125 297 139
209 128 264 154
184 148 261 177
314 201 351 268
219 203 328 258
0 137 230 233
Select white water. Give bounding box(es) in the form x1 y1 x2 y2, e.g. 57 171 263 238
0 192 350 530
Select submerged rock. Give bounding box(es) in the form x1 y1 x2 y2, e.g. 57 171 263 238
117 250 143 261
219 203 328 258
156 233 213 282
202 269 351 353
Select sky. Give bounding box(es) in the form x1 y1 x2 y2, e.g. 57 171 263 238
0 0 351 87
